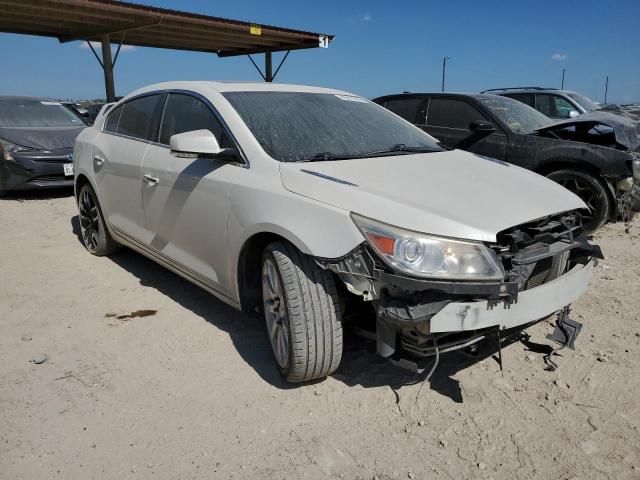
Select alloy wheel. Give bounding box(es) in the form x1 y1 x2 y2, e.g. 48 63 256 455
554 175 599 225
78 188 100 252
262 257 290 369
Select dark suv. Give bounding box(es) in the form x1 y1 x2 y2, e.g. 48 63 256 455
373 92 639 232
481 87 599 120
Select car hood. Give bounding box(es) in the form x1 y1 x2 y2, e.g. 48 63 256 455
279 150 586 243
0 126 85 151
534 111 640 152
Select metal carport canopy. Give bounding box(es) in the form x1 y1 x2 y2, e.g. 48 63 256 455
0 0 334 101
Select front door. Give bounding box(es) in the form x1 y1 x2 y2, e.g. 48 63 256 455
419 97 508 160
140 93 237 294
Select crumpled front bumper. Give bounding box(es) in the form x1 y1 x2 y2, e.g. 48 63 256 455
429 259 593 333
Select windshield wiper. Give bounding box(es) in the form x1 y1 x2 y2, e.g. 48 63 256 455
301 144 443 162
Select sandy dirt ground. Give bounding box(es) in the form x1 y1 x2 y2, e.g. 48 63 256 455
1 190 639 480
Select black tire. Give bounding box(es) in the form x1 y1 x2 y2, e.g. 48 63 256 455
77 183 119 256
546 169 611 233
261 241 343 382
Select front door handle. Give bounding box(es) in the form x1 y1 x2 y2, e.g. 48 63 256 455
94 154 105 166
143 174 159 186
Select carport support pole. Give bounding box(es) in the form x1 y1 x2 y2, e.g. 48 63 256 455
100 34 116 102
265 52 273 82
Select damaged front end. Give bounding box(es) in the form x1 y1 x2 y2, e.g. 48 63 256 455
317 212 601 366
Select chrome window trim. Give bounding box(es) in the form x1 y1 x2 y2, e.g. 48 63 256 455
101 89 248 168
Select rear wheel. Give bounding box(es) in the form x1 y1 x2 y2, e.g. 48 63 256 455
261 241 343 382
546 169 611 233
78 184 118 256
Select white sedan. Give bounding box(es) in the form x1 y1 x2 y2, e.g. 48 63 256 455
73 81 598 382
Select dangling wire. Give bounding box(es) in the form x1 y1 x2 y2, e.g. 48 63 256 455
414 337 440 405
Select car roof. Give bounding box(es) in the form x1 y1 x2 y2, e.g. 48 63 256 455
125 81 354 100
481 87 579 95
374 92 495 101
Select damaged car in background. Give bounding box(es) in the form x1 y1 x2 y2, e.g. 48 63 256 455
74 82 601 383
374 93 640 232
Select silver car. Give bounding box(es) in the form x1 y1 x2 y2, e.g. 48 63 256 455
73 82 600 382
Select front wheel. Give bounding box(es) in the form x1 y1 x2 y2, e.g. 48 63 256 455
261 241 343 382
546 169 611 233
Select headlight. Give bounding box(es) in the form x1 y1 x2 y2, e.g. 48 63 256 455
351 213 505 281
632 155 640 181
0 138 34 162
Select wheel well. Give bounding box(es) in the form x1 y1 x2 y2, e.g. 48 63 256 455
535 161 616 219
75 174 91 200
534 160 602 178
237 232 288 314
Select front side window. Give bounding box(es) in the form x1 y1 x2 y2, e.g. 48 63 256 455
159 93 230 147
0 99 84 127
426 98 488 130
383 98 424 122
223 92 442 162
116 94 163 141
536 94 576 118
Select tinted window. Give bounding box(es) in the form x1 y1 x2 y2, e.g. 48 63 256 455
159 94 229 146
536 94 576 118
104 105 122 133
117 95 163 141
223 92 443 162
426 98 488 129
383 98 423 122
0 99 84 127
503 93 535 107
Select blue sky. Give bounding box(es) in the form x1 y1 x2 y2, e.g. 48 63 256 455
1 0 639 103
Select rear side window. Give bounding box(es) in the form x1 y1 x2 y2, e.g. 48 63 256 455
116 94 164 141
426 98 488 129
103 105 122 133
503 93 535 107
383 98 423 122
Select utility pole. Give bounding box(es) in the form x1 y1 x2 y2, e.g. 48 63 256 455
604 76 609 104
561 68 566 89
441 56 451 92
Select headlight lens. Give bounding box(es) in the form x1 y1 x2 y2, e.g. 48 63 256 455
351 213 505 281
0 138 34 162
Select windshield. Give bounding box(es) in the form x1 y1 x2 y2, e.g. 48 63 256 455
567 92 599 112
477 95 553 133
223 91 443 162
0 99 85 128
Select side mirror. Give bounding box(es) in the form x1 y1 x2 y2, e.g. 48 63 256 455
469 120 496 133
170 129 235 160
568 110 580 118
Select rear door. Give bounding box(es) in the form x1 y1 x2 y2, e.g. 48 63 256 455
140 92 238 294
420 97 508 160
379 96 426 123
92 94 164 241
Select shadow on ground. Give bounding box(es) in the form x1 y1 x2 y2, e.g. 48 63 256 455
71 215 538 400
1 187 74 201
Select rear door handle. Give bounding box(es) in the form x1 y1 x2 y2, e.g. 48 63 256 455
143 174 159 186
94 154 105 166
